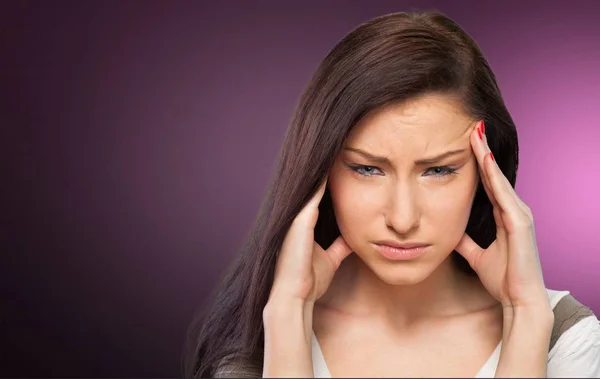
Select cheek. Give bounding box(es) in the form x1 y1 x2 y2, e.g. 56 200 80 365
426 167 478 228
328 172 382 237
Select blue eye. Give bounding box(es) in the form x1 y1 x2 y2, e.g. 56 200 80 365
425 166 457 177
349 165 383 177
347 164 457 178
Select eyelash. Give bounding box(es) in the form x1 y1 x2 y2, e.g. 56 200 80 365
347 164 458 179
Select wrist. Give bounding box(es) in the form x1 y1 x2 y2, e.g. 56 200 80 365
262 298 315 377
263 297 314 341
502 304 554 335
495 305 553 378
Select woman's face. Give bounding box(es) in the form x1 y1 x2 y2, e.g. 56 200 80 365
328 94 480 285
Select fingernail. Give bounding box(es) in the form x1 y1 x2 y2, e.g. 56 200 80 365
490 152 494 161
477 128 483 140
481 120 485 135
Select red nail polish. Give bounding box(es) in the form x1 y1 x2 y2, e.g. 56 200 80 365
481 120 485 135
490 152 494 161
477 128 483 140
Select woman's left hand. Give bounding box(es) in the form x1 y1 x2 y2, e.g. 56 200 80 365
455 120 551 312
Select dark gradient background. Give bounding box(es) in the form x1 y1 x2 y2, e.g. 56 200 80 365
1 0 599 377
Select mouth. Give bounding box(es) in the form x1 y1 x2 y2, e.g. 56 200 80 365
373 240 431 261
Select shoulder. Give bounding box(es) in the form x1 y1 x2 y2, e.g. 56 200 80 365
546 288 600 378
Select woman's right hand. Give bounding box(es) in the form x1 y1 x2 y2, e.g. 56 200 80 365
269 176 354 305
262 177 353 378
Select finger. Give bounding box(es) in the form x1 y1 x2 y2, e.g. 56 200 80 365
483 153 531 231
325 235 353 268
470 120 499 208
278 177 328 265
454 233 484 271
307 176 328 209
491 159 533 218
295 176 328 227
278 177 328 268
470 121 506 232
475 121 532 218
493 205 507 242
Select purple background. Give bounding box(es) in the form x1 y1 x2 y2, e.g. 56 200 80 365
1 0 599 377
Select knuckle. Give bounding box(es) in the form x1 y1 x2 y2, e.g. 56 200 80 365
296 208 318 224
513 215 533 229
520 205 534 221
291 214 305 228
526 211 534 222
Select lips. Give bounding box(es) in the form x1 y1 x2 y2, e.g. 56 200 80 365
373 241 431 261
374 240 431 249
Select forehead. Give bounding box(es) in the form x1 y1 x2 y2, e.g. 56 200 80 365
345 94 475 150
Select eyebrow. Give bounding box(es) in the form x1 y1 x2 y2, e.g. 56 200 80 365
344 147 468 165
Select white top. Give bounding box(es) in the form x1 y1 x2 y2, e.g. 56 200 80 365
311 289 600 377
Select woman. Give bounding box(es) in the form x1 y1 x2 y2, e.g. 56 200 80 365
183 11 600 378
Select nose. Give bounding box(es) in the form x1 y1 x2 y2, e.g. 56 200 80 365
384 181 421 235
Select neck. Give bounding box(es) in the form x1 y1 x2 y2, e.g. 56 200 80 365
318 253 493 324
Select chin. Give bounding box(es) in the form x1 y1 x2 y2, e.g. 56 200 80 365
369 260 438 286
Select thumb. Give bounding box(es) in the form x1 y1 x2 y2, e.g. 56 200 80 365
454 233 483 271
326 235 353 269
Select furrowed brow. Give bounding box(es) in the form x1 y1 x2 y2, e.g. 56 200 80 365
344 147 467 165
343 147 390 164
414 149 467 165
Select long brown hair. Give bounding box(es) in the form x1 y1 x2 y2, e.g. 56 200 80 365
183 10 518 378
